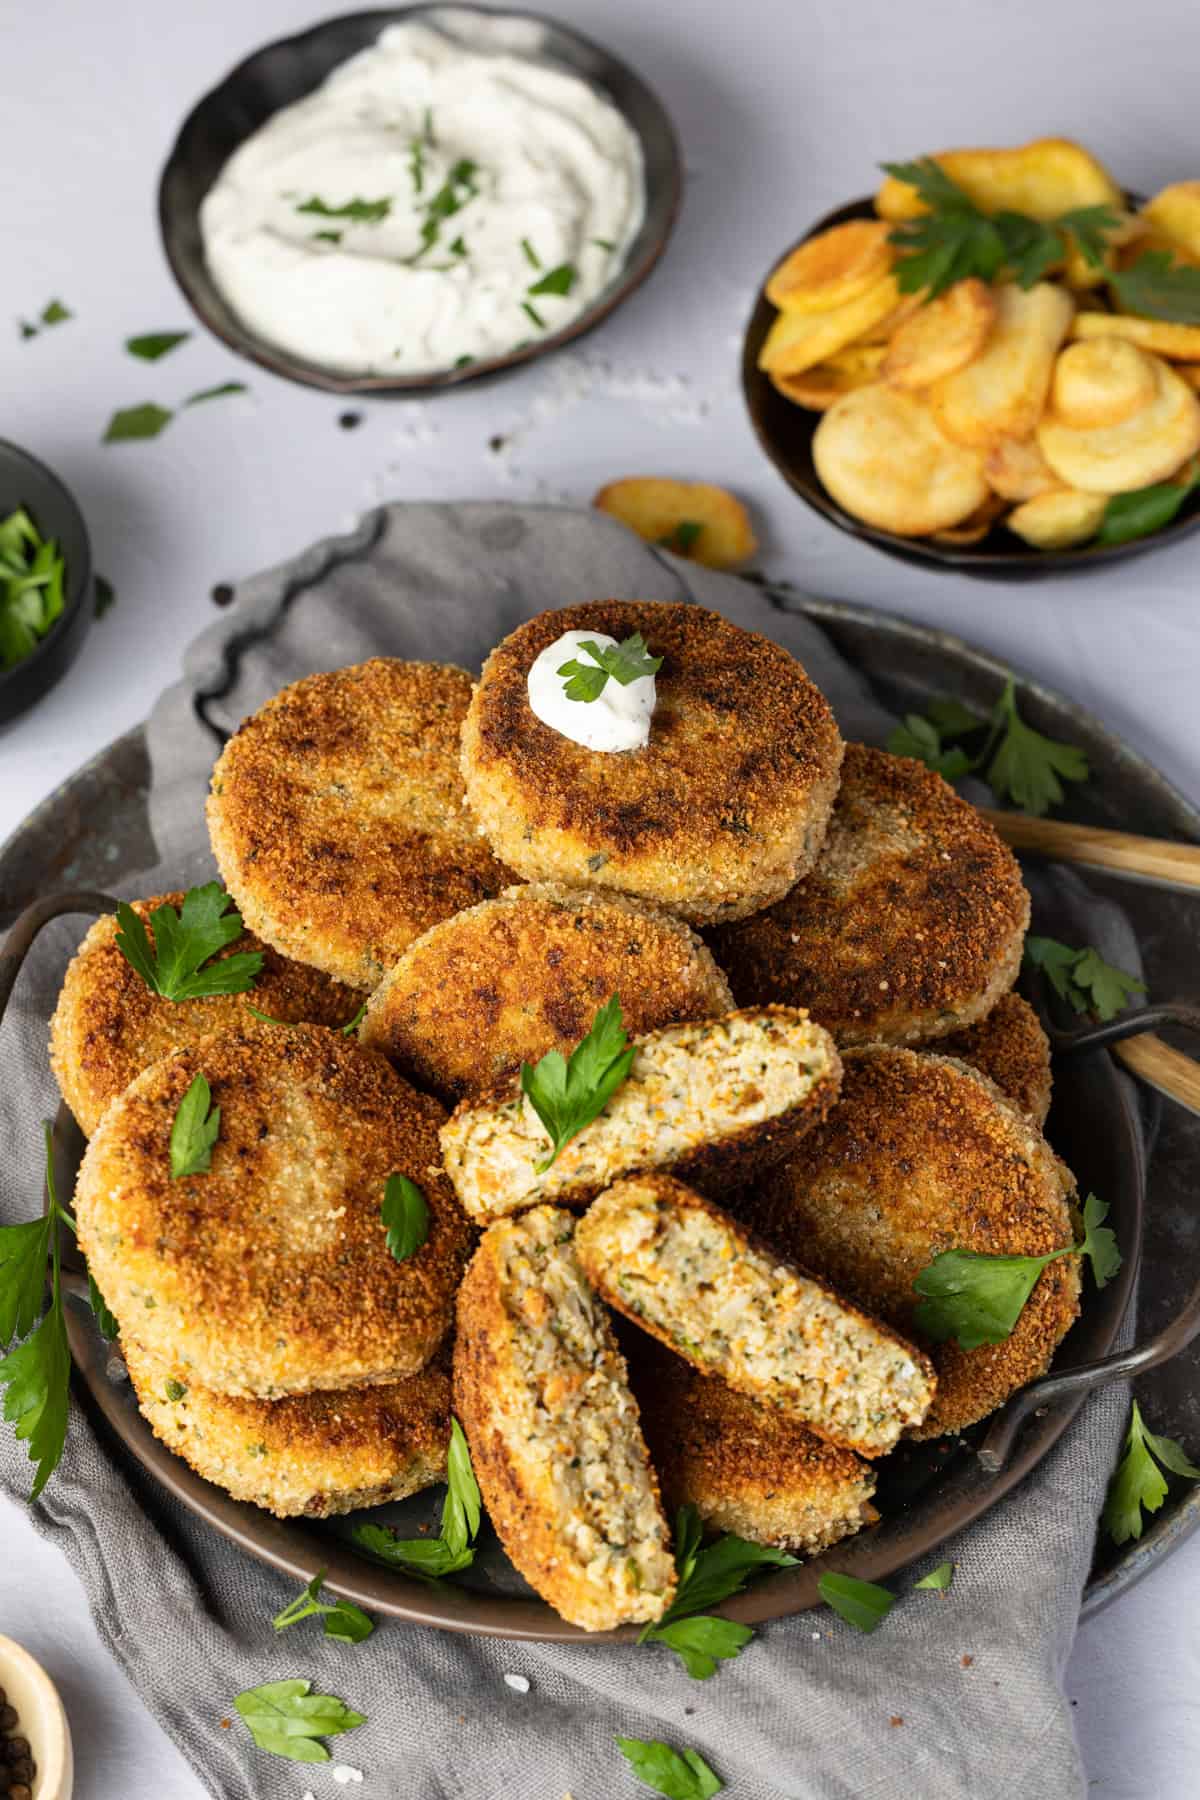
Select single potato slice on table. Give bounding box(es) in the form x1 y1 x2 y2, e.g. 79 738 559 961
812 385 989 536
765 219 894 313
931 282 1075 449
453 1204 675 1631
882 278 996 389
1037 341 1200 492
757 272 901 377
874 137 1122 221
984 434 1064 502
592 477 756 568
574 1173 936 1457
1007 489 1108 549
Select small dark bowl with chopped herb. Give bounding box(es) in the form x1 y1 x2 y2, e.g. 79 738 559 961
743 195 1200 581
0 441 93 726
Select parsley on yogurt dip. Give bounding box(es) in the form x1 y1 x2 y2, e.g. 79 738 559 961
199 19 646 376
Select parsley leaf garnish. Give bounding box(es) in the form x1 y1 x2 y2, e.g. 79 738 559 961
296 195 391 224
818 1571 895 1633
411 160 479 260
522 300 546 330
1096 464 1200 545
19 300 72 339
637 1505 795 1678
273 1567 374 1644
1024 936 1145 1021
656 520 704 555
184 382 247 405
114 884 263 1001
913 1193 1119 1349
381 1173 429 1263
521 236 542 269
914 1560 954 1591
1108 249 1200 325
1103 1399 1200 1545
125 331 191 361
886 712 971 780
87 1272 118 1342
0 506 67 672
351 1418 481 1578
170 1073 220 1180
232 1679 365 1763
102 402 174 443
886 677 1088 816
556 632 663 703
341 1001 367 1036
527 262 577 297
0 1124 74 1500
616 1737 723 1799
520 995 637 1172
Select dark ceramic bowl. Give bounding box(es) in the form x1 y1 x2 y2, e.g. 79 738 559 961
159 5 682 396
743 196 1200 580
0 442 93 727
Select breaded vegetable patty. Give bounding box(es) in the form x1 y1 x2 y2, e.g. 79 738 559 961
440 1006 841 1225
460 601 843 924
575 1175 935 1457
939 991 1052 1127
708 745 1030 1046
749 1047 1080 1438
632 1344 877 1554
123 1338 451 1518
50 895 359 1137
454 1205 675 1631
75 1026 472 1397
360 882 733 1103
207 659 511 989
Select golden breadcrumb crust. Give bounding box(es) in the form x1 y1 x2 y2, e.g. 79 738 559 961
75 1025 473 1397
361 882 733 1103
207 659 512 989
460 601 844 924
939 991 1052 1127
123 1337 451 1518
708 744 1030 1044
748 1047 1080 1438
49 895 359 1137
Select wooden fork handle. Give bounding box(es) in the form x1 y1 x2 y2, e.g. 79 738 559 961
981 808 1200 893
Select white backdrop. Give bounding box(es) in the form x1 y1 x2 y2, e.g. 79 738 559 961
3 2 1199 1795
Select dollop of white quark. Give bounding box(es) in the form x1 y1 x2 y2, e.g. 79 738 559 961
526 629 656 752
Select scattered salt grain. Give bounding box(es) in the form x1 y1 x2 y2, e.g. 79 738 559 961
332 1767 364 1785
504 1673 531 1693
811 1631 821 1641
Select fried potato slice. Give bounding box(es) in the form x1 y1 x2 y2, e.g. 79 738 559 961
930 492 1009 544
1141 182 1200 260
882 278 996 389
931 282 1075 449
771 347 886 411
984 435 1062 501
875 138 1122 222
1069 309 1200 361
593 477 757 568
1179 366 1200 392
856 290 926 343
1006 490 1107 549
1049 337 1156 427
1037 348 1200 493
766 221 894 314
758 274 901 377
813 385 989 536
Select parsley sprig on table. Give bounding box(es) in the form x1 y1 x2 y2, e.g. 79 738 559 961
114 883 263 1001
887 677 1089 816
351 1418 482 1578
233 1679 365 1763
616 1736 723 1798
912 1193 1120 1351
273 1568 374 1644
638 1505 796 1678
1024 936 1145 1021
520 995 637 1171
0 506 67 673
1103 1400 1200 1545
556 632 663 704
0 1124 75 1501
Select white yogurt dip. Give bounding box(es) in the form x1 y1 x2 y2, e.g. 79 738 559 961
527 629 657 751
200 18 646 375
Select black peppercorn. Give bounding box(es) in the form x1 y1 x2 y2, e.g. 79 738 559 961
0 1709 15 1733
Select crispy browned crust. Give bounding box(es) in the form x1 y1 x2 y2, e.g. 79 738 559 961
123 1337 451 1518
75 1025 473 1396
629 1341 877 1554
939 991 1052 1127
747 1047 1080 1438
453 1211 673 1630
49 895 360 1137
361 882 733 1103
460 601 844 923
708 744 1030 1044
207 659 513 989
576 1172 935 1456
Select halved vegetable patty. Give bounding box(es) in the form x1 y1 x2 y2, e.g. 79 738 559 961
709 744 1030 1046
575 1175 935 1457
360 882 732 1104
75 1025 472 1397
50 895 359 1137
207 659 511 989
749 1047 1080 1438
460 600 844 924
631 1343 877 1554
938 990 1052 1127
123 1338 451 1518
454 1205 675 1631
440 1006 841 1225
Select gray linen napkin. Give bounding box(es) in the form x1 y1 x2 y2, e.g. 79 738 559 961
1 504 1137 1800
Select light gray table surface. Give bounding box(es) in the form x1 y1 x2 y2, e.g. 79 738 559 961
3 1 1199 1795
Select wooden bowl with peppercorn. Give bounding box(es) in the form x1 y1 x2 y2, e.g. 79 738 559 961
0 1635 73 1800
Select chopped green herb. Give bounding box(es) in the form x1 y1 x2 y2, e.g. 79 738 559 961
520 995 636 1172
1096 465 1200 545
522 300 546 330
311 229 342 245
818 1571 895 1633
103 403 173 444
656 520 704 556
244 1005 294 1028
185 382 247 406
169 1073 220 1180
638 1505 795 1678
592 236 616 252
454 354 474 368
411 160 480 259
409 137 426 194
557 631 663 703
914 1560 954 1591
42 299 71 324
93 574 116 620
87 1272 118 1342
352 1418 481 1576
232 1679 365 1764
0 1124 74 1500
125 331 191 361
422 106 435 145
1024 936 1145 1021
381 1173 429 1263
164 1379 187 1402
1103 1399 1200 1544
296 195 391 224
341 1002 367 1036
273 1568 374 1644
527 262 577 298
615 1736 723 1799
521 236 542 269
0 506 67 672
449 234 468 257
114 884 262 1001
